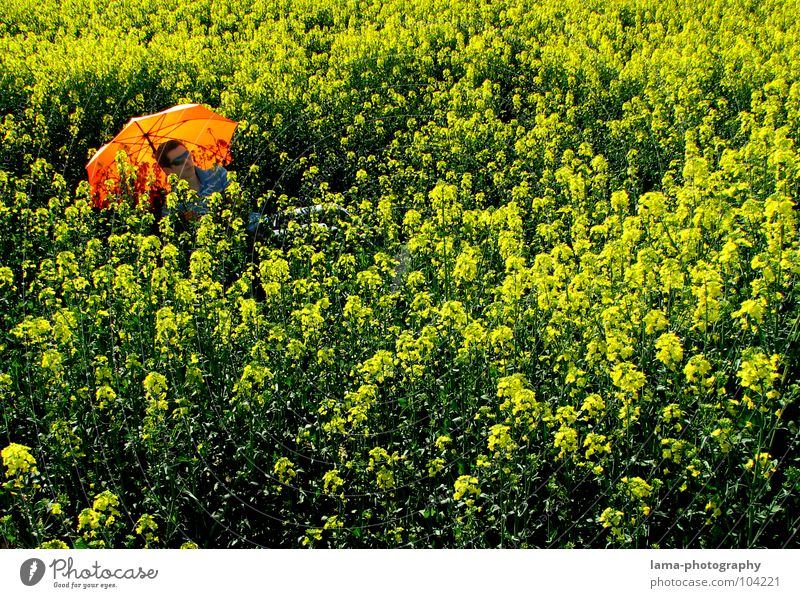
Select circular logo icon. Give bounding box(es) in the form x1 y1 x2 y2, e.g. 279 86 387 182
20 558 46 586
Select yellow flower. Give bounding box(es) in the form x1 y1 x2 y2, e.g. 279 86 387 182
143 372 168 407
487 424 516 456
554 425 579 459
745 452 776 479
438 300 468 330
655 332 684 368
611 189 629 213
95 385 117 410
684 354 713 389
357 350 395 383
453 475 481 502
323 515 344 530
659 258 684 293
302 528 323 547
621 476 653 499
497 374 541 426
737 349 780 393
10 317 52 345
135 514 159 546
92 490 121 514
233 363 273 405
427 458 446 476
345 384 379 428
292 298 330 338
356 268 383 292
583 433 611 460
689 261 724 330
643 309 669 335
343 295 374 328
2 443 38 479
661 403 684 432
454 244 480 283
731 298 767 331
618 403 641 426
274 457 297 486
0 265 14 291
374 468 395 490
662 403 682 421
322 469 343 495
135 514 158 535
610 362 646 394
598 507 625 540
367 447 401 490
580 393 606 420
460 321 488 356
154 306 179 355
434 435 451 451
41 349 64 377
488 325 514 354
705 500 722 518
40 540 69 549
661 438 687 463
77 508 102 533
76 490 121 542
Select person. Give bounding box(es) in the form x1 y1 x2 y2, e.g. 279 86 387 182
155 140 271 237
155 140 229 221
154 140 350 240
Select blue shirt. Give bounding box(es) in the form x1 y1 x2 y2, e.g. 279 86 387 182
159 165 268 235
162 166 229 217
197 165 229 198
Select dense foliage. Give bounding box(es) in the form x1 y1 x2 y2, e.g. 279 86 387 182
1 0 799 548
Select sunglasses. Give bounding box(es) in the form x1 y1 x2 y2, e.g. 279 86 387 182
167 151 191 168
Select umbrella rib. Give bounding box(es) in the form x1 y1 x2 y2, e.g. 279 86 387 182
134 120 159 155
131 112 178 150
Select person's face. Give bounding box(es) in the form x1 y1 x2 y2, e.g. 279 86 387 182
163 146 194 181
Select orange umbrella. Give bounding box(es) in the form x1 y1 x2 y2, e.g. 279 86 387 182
86 103 238 208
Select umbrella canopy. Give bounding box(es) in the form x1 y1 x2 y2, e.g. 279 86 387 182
86 103 238 207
